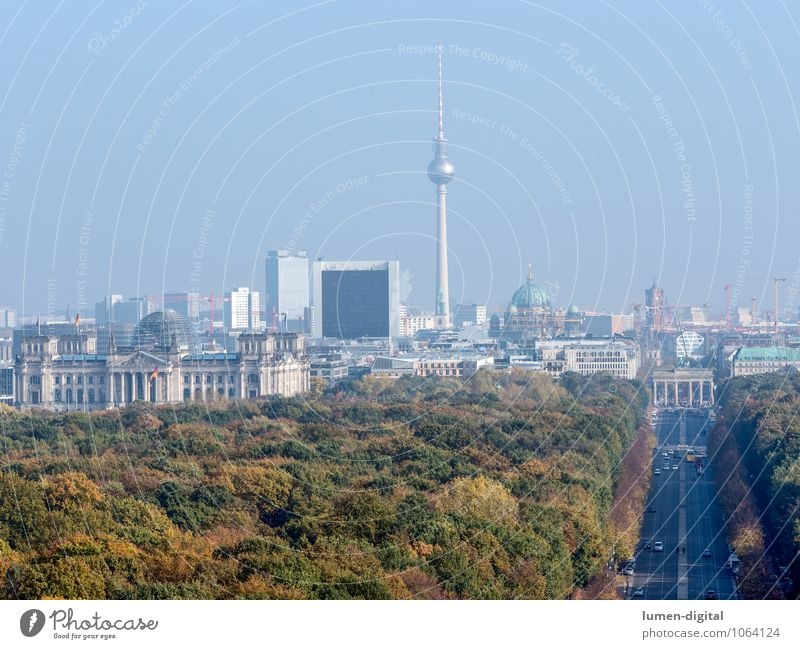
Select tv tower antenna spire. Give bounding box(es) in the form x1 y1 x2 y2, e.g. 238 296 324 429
437 41 444 139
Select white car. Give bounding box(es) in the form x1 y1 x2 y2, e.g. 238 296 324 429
654 469 661 475
672 464 679 470
622 565 634 576
653 541 664 552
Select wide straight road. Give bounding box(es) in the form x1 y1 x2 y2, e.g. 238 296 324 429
628 408 738 600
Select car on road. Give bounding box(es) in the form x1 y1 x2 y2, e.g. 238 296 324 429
662 452 670 457
622 565 634 576
663 463 670 470
644 541 651 550
702 548 712 558
653 541 664 552
654 469 661 475
648 504 656 513
632 587 645 598
705 590 717 600
672 464 679 470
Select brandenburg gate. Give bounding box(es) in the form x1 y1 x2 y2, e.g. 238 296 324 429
651 367 714 407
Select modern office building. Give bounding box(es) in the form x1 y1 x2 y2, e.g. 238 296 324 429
0 337 12 364
583 313 635 338
95 295 123 325
453 303 487 328
309 354 350 385
0 307 18 329
371 352 494 378
265 250 309 332
536 337 640 379
400 315 436 337
224 287 261 331
0 366 13 404
675 330 705 360
96 295 153 326
0 337 12 404
311 260 400 340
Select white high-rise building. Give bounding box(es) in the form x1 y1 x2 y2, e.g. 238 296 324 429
224 287 261 331
265 250 309 331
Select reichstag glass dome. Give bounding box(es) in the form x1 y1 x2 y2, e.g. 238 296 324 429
132 309 192 351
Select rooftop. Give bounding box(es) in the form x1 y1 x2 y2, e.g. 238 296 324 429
734 347 800 362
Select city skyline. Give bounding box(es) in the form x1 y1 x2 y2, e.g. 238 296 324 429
1 2 797 317
2 2 800 618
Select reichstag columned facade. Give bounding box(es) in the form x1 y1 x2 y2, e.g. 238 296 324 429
14 310 309 410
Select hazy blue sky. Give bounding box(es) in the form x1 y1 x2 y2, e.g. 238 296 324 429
1 0 798 318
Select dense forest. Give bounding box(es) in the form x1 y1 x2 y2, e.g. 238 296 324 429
712 371 800 598
0 369 648 599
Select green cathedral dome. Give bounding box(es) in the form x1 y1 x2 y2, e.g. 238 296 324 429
510 264 551 309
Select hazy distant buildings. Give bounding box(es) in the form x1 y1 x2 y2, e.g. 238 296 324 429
645 280 666 331
265 250 309 332
163 292 201 322
95 295 153 325
453 303 487 328
400 315 436 337
95 295 122 325
0 307 17 329
0 337 12 364
583 313 635 337
311 260 400 339
224 287 261 331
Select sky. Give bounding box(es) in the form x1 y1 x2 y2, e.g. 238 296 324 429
0 0 799 319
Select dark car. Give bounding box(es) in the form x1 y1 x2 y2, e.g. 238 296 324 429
644 541 651 550
648 504 656 513
705 590 717 600
702 548 712 558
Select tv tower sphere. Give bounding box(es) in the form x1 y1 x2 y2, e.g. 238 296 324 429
427 157 455 184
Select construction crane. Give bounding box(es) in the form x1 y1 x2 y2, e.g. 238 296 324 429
723 284 732 329
741 276 786 333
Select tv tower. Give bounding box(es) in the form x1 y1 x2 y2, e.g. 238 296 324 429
427 42 455 328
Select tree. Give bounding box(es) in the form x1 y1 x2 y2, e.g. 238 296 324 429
437 476 518 526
